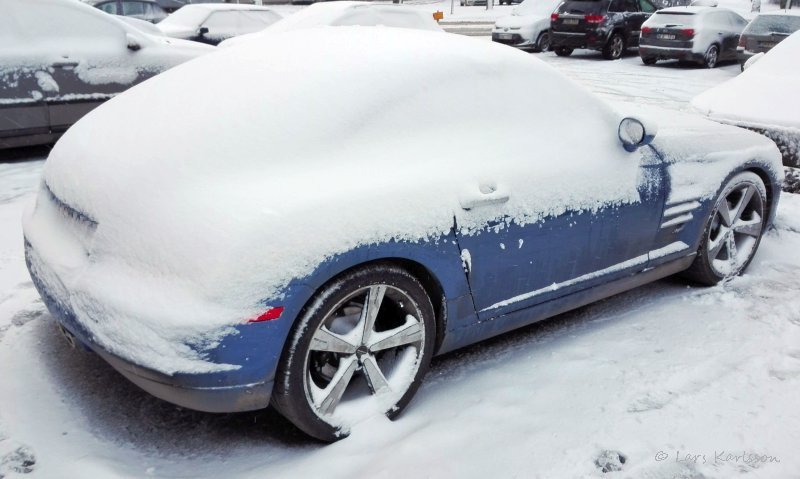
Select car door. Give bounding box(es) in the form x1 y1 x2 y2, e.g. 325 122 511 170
636 0 657 42
623 0 646 46
454 143 666 322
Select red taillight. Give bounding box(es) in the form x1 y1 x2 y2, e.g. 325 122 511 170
641 26 652 34
585 14 605 24
681 28 695 37
737 35 745 48
249 306 284 323
551 13 559 21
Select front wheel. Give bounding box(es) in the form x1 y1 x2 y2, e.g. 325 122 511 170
554 46 573 57
603 33 625 60
703 44 719 68
272 265 436 442
683 171 768 286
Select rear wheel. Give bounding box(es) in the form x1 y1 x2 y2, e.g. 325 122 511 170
683 172 767 286
703 44 719 68
272 265 436 442
603 33 625 60
641 56 657 65
534 31 551 53
554 46 573 57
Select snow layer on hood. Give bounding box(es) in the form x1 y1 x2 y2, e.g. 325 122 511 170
691 30 800 130
28 27 647 372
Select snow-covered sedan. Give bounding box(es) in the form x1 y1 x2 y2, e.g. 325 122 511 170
24 27 782 442
218 2 443 49
0 0 213 150
157 4 283 45
492 0 562 52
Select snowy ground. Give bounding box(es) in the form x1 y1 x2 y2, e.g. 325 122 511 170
1 45 799 478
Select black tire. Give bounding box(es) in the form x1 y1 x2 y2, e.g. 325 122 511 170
554 46 573 57
703 44 719 69
272 265 436 442
602 33 625 60
682 171 768 286
641 56 657 65
534 31 551 53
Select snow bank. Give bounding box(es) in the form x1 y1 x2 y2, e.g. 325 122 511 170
691 31 800 132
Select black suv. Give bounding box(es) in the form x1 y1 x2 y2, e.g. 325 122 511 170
550 0 657 59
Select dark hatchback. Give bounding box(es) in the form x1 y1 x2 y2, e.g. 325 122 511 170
639 7 747 68
550 0 657 59
738 12 800 67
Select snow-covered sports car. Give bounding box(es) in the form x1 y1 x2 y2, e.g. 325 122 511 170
23 27 782 442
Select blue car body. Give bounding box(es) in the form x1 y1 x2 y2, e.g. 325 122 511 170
25 140 782 413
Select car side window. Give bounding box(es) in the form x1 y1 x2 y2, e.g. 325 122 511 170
97 2 119 14
728 12 747 28
202 11 240 37
611 0 638 12
639 0 656 13
121 1 146 16
609 0 624 12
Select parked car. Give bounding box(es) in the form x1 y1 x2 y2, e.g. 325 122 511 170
550 0 658 59
0 0 213 150
157 4 283 45
24 27 782 443
639 6 748 67
492 0 563 52
219 2 442 48
737 10 800 69
692 30 800 171
91 0 169 23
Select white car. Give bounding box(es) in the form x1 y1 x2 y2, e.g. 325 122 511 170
158 4 283 45
219 2 442 48
692 30 800 170
491 0 562 52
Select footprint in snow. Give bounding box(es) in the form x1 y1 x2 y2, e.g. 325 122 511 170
595 449 627 473
10 308 45 328
0 445 36 476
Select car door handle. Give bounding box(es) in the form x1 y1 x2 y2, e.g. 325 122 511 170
460 185 510 210
52 60 79 68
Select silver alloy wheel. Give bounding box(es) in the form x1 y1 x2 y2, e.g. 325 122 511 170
705 182 764 277
704 45 718 68
302 284 425 419
610 35 624 59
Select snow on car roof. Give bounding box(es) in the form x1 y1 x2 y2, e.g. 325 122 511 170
691 30 800 130
656 6 720 14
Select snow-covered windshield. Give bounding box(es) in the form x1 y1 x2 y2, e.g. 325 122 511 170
745 14 800 35
513 0 562 16
648 11 696 26
158 6 210 28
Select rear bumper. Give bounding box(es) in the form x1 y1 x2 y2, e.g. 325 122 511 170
492 32 537 49
639 45 703 63
550 31 606 50
24 239 274 413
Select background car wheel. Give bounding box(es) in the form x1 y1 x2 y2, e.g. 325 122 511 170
534 31 551 53
641 56 657 65
272 264 436 442
682 171 767 286
554 46 573 57
703 44 719 68
602 33 625 60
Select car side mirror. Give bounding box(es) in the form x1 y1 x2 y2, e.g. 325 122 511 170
619 117 656 152
198 27 209 36
126 33 142 51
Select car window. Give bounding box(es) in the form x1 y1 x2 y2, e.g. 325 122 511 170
727 12 747 29
121 1 146 16
97 2 119 14
202 11 240 37
237 10 282 32
745 14 800 35
639 0 656 13
609 0 637 13
3 1 126 48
